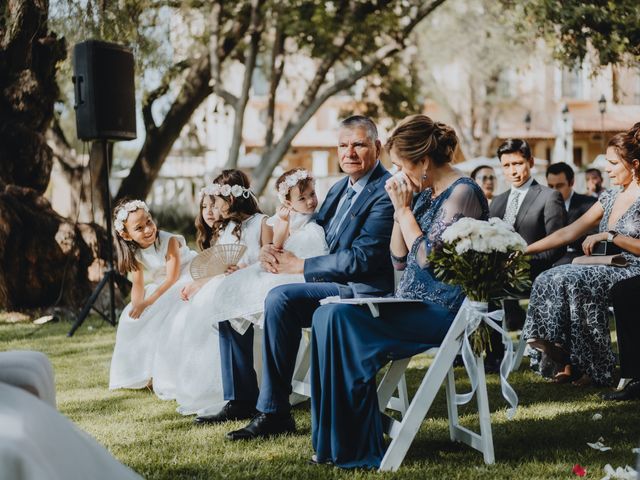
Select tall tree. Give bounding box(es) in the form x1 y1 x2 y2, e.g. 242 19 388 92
517 0 640 67
0 0 121 310
51 0 448 202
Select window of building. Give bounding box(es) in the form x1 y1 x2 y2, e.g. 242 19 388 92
561 67 583 99
573 146 583 167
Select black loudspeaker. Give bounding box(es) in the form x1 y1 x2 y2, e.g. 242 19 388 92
72 40 137 141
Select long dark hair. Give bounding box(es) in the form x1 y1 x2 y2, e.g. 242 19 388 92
210 170 261 244
195 194 215 250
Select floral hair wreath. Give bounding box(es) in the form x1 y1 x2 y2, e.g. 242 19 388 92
199 183 256 201
114 200 149 234
277 169 313 203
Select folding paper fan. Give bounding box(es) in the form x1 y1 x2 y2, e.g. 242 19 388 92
190 243 247 279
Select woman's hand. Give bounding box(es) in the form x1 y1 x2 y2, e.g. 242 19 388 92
385 173 414 214
582 232 608 256
130 300 149 319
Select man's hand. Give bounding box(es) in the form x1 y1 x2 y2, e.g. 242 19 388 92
260 244 281 273
273 249 304 274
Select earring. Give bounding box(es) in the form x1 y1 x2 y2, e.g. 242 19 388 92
422 172 427 180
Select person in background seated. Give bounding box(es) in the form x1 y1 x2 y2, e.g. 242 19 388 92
471 165 497 204
486 139 567 370
309 114 488 469
585 167 605 198
523 126 640 387
546 162 597 265
605 276 640 400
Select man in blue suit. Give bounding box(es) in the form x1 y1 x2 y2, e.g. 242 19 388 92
194 116 394 440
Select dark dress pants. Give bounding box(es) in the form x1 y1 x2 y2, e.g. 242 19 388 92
219 282 340 412
611 276 640 379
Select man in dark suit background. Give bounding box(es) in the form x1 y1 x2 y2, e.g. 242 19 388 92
195 115 394 439
490 139 567 279
487 139 567 367
546 162 597 265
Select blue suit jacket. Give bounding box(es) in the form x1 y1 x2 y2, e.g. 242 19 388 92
304 162 394 297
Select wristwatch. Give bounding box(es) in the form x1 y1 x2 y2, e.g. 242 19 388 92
607 230 618 242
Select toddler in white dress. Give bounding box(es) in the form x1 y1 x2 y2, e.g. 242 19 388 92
210 168 329 332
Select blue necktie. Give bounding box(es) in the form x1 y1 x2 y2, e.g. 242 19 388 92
326 187 356 246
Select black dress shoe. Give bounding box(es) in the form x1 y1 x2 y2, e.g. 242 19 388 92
225 412 295 440
193 401 257 425
602 379 640 401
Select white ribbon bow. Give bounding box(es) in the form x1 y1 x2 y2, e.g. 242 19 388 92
454 299 519 419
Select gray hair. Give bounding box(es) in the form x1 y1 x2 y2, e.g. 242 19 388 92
339 115 379 143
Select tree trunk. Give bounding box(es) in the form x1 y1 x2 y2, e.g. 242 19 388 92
0 185 120 309
0 0 128 310
116 56 213 201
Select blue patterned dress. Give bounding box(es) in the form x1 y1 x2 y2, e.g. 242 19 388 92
523 189 640 385
310 177 488 469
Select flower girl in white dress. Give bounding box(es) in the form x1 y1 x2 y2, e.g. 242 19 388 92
172 170 271 415
109 199 197 391
209 168 329 333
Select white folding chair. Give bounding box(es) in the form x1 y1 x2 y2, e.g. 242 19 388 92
376 299 499 471
290 269 411 414
289 328 410 414
500 297 528 373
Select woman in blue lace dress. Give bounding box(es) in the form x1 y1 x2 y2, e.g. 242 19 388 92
309 115 489 469
523 127 640 386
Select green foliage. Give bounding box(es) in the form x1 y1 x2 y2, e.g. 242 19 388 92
516 0 640 67
430 245 531 303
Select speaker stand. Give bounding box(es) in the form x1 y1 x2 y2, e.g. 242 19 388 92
68 140 118 337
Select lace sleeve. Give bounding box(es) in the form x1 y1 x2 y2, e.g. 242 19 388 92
413 183 486 268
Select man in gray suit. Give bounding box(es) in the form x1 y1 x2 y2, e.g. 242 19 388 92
546 162 597 266
486 139 567 369
490 139 567 279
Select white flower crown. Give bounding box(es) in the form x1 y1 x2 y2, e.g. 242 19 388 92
199 183 255 200
277 169 313 203
114 200 149 234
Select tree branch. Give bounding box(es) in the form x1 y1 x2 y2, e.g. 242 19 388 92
225 0 265 168
265 20 285 149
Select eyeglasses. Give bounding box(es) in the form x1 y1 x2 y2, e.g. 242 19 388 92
478 175 495 182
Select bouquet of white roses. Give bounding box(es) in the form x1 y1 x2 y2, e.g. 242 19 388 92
429 217 531 354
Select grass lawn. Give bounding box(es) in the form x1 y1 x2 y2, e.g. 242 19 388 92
1 315 638 479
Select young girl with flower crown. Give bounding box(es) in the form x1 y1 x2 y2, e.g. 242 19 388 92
208 168 329 333
171 169 272 415
108 198 198 391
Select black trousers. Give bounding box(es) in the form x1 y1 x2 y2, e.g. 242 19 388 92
611 275 640 379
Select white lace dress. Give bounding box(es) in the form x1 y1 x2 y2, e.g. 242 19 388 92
172 213 267 415
209 213 329 334
109 231 197 391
